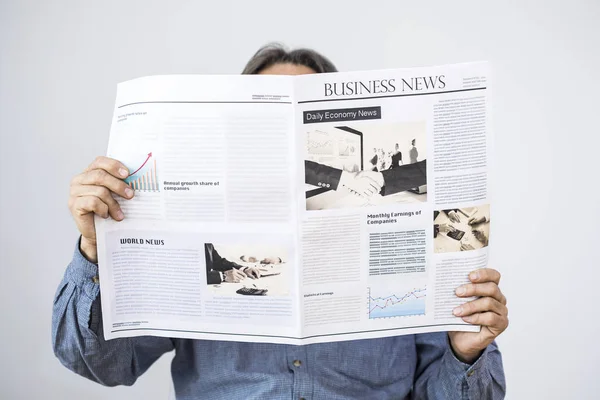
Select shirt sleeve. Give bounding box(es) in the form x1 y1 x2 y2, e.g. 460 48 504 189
211 246 244 272
304 160 343 190
52 238 175 386
380 160 427 195
411 332 506 400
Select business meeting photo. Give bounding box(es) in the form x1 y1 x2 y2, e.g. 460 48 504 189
433 204 490 253
204 242 290 296
305 122 427 210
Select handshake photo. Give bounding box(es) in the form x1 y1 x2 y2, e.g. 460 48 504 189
338 170 385 199
304 157 427 210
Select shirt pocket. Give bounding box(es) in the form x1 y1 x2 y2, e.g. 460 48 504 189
312 336 416 390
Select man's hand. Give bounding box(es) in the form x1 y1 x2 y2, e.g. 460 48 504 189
460 242 475 251
242 266 261 279
449 268 508 364
223 269 246 283
439 223 456 233
356 170 384 189
447 210 461 223
68 156 134 262
468 216 487 225
472 229 489 246
338 171 382 198
261 257 282 265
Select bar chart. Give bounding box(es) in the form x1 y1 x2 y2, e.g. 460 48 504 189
125 152 160 192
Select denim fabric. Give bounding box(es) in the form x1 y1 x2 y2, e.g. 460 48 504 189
52 242 505 399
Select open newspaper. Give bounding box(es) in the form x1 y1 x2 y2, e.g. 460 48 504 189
95 62 492 344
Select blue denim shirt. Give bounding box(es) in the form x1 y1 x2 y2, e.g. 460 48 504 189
52 243 506 399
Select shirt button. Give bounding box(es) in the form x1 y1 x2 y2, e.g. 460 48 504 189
467 369 475 377
92 276 100 284
293 360 302 367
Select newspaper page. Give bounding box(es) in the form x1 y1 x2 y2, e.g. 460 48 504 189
95 62 491 344
295 62 490 343
95 75 302 342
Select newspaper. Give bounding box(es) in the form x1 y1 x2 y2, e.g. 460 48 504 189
95 62 492 344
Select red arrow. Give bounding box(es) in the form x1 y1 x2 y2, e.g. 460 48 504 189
128 152 153 176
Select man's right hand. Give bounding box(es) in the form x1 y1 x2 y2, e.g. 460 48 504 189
339 170 383 198
447 210 461 223
439 223 456 233
68 156 134 263
223 269 246 283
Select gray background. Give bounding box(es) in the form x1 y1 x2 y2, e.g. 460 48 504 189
1 0 599 399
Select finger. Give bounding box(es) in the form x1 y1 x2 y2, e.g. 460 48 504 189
358 180 379 196
456 282 503 302
361 176 381 192
469 268 501 285
235 270 246 280
85 156 130 179
70 185 124 221
70 196 110 219
453 297 507 317
72 169 134 200
462 312 508 330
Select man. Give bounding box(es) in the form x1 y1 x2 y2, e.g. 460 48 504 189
410 138 419 164
205 243 260 284
54 44 508 399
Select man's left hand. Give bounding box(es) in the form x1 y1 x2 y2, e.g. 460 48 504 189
448 268 508 364
243 266 261 279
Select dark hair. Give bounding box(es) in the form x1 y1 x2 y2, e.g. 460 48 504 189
242 43 337 75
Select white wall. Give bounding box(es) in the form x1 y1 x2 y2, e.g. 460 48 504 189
1 0 599 399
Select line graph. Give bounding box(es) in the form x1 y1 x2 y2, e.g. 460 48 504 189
368 286 426 319
339 144 356 157
307 131 334 155
124 152 159 192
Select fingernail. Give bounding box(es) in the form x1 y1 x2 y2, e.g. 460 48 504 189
116 210 124 220
456 286 466 296
119 168 129 177
470 272 479 281
463 316 474 323
125 188 134 198
453 306 463 316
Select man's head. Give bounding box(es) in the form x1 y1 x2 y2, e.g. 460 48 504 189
242 44 337 76
411 139 416 146
395 143 399 150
